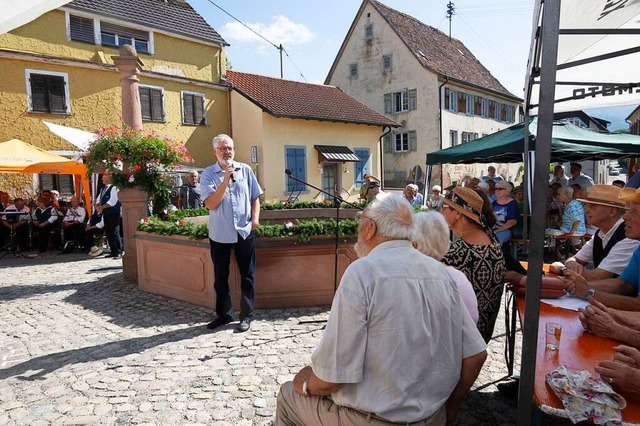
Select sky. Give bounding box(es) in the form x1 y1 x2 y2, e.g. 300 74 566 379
188 0 634 130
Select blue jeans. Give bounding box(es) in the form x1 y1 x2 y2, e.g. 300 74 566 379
496 229 512 244
209 232 256 320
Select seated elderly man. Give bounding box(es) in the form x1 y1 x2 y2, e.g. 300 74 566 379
62 196 87 251
31 196 60 252
550 185 639 280
83 209 104 251
403 183 423 207
1 198 31 252
276 193 487 426
565 187 640 310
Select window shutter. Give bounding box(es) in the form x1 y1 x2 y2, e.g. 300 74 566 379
444 88 450 110
139 87 151 120
383 93 391 114
409 131 417 151
408 89 417 111
151 89 164 121
70 15 95 43
195 95 206 125
59 175 74 195
182 93 194 125
39 174 55 190
30 75 48 112
48 76 67 113
383 134 391 153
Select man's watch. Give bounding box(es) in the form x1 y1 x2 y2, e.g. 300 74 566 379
302 378 310 397
584 288 596 299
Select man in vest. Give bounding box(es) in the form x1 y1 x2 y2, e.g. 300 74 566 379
95 173 123 260
32 196 60 252
551 185 639 280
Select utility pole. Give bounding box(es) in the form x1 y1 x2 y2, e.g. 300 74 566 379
446 1 455 41
278 44 284 78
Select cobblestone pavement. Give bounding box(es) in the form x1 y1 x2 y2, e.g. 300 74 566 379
0 251 567 425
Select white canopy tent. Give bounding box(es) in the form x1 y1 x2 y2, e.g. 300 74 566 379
519 1 640 424
1 0 72 34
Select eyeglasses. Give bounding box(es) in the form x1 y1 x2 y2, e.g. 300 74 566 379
495 188 507 191
216 146 234 152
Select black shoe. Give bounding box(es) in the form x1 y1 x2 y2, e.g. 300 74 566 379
497 378 519 399
112 254 122 260
236 317 252 333
206 316 232 330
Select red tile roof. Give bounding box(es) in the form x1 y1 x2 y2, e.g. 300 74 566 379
226 70 399 127
370 0 519 100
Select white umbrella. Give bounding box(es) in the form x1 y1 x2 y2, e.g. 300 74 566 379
1 0 73 34
43 121 96 152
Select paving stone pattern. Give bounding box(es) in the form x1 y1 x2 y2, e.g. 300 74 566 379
0 252 570 425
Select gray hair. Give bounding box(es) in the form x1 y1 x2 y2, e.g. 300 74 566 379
212 134 233 149
405 183 418 191
411 211 451 260
367 193 414 240
558 186 573 197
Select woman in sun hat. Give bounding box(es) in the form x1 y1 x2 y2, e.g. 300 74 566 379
440 186 506 342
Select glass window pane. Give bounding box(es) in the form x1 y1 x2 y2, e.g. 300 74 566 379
135 40 149 53
118 36 132 46
101 33 116 46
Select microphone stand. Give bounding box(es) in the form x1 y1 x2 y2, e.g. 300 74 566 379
285 170 364 325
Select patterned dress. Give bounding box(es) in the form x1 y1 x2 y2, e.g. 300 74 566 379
443 238 506 342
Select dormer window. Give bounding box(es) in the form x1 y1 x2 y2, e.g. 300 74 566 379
101 22 149 53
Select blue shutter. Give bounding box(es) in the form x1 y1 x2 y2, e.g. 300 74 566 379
354 148 370 189
286 147 306 192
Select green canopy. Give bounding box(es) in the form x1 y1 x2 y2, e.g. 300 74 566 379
426 119 640 165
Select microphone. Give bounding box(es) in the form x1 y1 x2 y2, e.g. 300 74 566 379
285 169 293 176
226 160 236 183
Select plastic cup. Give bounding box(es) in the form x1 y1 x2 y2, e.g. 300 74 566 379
546 322 562 350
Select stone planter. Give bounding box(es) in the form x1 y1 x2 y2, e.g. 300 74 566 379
184 208 360 226
135 231 357 310
119 186 150 282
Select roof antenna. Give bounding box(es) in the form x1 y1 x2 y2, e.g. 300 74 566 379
446 1 455 41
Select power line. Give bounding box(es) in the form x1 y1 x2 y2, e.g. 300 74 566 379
282 47 308 82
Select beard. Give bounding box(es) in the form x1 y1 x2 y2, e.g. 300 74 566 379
353 242 371 258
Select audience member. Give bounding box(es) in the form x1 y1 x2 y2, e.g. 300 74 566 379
550 165 570 187
595 345 640 398
0 192 9 210
358 174 372 202
275 193 486 425
367 181 381 204
441 187 506 342
564 187 640 310
492 181 519 244
545 186 586 237
32 196 60 252
1 197 30 251
177 170 202 209
84 209 104 252
481 165 503 182
428 184 444 210
466 177 480 190
403 183 423 207
568 162 595 192
579 298 640 348
625 163 640 189
550 185 639 280
412 211 479 322
62 196 86 251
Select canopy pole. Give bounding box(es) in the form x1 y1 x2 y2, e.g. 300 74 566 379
517 0 561 424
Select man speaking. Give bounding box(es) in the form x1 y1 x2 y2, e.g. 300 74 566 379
200 134 263 333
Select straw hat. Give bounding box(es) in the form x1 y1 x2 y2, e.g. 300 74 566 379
442 186 484 224
88 246 104 257
577 184 625 208
619 187 640 204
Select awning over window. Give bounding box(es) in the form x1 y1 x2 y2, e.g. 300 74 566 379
314 145 362 162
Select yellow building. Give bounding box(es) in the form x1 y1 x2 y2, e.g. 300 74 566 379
0 0 230 196
226 71 398 203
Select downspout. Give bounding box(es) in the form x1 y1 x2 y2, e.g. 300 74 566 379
379 126 392 189
437 76 449 187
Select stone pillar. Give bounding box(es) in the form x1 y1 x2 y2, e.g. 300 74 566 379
112 45 145 282
112 45 144 131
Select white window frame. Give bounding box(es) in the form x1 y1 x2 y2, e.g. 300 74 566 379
450 130 458 147
481 98 488 118
448 90 457 112
465 94 473 115
394 132 409 152
24 69 71 114
392 91 408 113
139 84 166 122
180 90 207 126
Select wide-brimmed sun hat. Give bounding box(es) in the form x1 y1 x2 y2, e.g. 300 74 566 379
619 187 640 204
577 184 625 208
442 186 484 224
88 246 104 257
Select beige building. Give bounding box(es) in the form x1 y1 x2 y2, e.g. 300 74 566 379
325 0 522 189
226 70 398 202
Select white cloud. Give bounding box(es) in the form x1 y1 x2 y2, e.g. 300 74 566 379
221 15 314 47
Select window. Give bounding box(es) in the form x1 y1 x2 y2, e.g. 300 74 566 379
382 54 392 72
181 91 206 125
25 70 70 114
481 98 488 118
39 174 74 195
100 22 149 53
365 23 373 39
457 92 467 114
450 130 458 147
500 103 508 122
384 89 417 113
354 148 371 189
474 96 482 115
565 117 588 128
447 89 457 112
285 147 306 192
462 131 477 143
395 133 409 152
69 15 95 44
465 94 473 115
488 100 496 120
139 85 164 122
349 63 358 79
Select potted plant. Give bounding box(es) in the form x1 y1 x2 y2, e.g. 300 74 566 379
83 127 192 215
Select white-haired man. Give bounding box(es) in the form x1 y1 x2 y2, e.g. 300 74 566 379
276 193 487 425
403 183 423 207
177 170 202 209
200 134 263 333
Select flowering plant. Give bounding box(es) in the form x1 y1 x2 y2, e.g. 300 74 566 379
83 127 192 215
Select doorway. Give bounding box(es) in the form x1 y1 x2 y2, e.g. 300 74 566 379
322 163 339 201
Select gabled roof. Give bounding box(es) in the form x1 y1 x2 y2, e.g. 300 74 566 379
327 0 520 101
66 0 227 46
226 70 399 128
